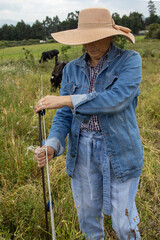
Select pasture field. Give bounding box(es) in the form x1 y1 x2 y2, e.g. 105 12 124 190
0 38 160 239
0 42 83 61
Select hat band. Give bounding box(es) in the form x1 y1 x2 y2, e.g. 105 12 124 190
78 18 131 34
78 22 113 29
78 22 131 34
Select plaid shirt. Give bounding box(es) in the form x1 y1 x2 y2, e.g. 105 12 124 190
81 52 108 131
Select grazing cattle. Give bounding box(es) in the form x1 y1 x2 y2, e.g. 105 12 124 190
39 49 59 63
50 61 68 91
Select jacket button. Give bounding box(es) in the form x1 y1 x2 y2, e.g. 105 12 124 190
74 134 78 137
72 154 75 158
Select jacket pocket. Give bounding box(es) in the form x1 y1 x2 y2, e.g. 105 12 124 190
63 82 81 94
131 130 143 163
104 74 118 90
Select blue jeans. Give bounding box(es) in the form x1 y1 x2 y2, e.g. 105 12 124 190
71 130 141 240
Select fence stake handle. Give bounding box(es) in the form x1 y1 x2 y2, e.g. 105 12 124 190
38 111 49 240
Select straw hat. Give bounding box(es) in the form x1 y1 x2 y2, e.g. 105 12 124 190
51 7 135 45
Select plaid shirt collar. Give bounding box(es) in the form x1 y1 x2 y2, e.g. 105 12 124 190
85 46 111 67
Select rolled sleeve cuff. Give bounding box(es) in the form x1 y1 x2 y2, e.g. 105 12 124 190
70 94 88 108
71 92 97 116
71 92 97 108
45 137 64 156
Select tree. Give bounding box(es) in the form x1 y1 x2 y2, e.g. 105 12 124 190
145 14 160 26
16 21 26 40
43 15 61 36
65 11 79 29
112 13 122 25
148 0 156 16
145 1 160 25
129 12 144 34
15 20 31 40
7 25 17 40
52 16 61 32
43 16 53 36
1 7 160 41
121 15 131 29
31 20 45 39
0 24 10 40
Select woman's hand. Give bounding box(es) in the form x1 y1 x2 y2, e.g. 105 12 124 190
34 95 73 113
34 146 55 168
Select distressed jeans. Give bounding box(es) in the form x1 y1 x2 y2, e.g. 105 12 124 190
71 130 141 240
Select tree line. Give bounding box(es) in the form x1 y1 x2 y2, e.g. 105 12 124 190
0 0 160 41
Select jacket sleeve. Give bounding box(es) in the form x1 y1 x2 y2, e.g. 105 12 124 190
45 66 73 156
71 52 142 116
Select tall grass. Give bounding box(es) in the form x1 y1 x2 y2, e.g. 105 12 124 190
0 39 160 239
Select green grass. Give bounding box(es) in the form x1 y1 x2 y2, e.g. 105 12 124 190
0 42 83 61
0 39 160 239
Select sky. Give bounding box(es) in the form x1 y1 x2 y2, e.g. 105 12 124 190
0 0 160 25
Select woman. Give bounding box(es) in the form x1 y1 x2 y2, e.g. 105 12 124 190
35 7 143 240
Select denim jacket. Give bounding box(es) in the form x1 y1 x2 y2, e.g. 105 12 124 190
46 43 144 183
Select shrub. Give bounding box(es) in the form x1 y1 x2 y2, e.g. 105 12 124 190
113 35 127 49
61 45 71 61
146 23 160 39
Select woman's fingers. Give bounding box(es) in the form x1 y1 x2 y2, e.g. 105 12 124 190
36 152 45 158
37 154 54 168
35 147 45 167
34 97 48 113
37 159 46 168
34 95 72 114
34 146 55 168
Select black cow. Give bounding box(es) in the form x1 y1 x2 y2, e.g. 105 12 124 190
39 49 59 63
50 61 68 91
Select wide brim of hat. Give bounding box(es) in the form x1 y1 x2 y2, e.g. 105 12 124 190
51 27 135 45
